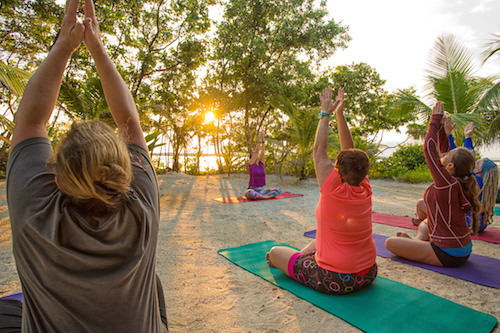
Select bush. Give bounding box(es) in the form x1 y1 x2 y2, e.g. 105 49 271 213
391 143 426 170
397 164 433 183
369 143 432 183
369 158 406 179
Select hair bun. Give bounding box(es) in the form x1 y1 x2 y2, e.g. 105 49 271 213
96 164 131 194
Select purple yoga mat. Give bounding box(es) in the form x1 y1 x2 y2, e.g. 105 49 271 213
1 292 23 302
303 231 500 289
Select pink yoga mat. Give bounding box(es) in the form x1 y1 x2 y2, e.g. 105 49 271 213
372 212 500 244
213 192 303 203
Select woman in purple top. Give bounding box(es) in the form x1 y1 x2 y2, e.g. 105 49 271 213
245 131 281 200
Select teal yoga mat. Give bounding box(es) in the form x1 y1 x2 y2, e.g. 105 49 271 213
218 241 497 333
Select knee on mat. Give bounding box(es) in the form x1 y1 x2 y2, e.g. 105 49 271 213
385 238 396 252
268 246 279 260
245 189 260 200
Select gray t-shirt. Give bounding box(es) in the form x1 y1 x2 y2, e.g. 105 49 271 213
7 137 165 332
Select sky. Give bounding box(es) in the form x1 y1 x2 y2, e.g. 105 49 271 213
322 0 500 157
324 0 500 94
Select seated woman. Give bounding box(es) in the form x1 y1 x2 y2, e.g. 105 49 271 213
245 131 281 200
386 103 480 267
413 121 498 232
266 88 377 295
0 0 168 331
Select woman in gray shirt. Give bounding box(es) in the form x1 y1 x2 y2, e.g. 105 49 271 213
1 0 167 331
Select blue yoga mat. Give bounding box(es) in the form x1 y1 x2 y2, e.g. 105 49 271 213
218 241 497 333
304 231 500 289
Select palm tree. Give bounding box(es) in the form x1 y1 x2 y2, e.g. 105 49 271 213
391 34 500 144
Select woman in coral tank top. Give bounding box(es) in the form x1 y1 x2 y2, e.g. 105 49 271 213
266 88 377 295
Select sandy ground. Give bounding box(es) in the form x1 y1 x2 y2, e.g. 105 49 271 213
0 173 499 332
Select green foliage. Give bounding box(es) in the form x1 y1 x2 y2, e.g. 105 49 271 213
145 132 166 153
207 0 350 153
390 88 431 123
398 164 433 183
1 0 63 70
271 95 319 179
482 33 500 63
0 61 31 97
391 144 426 171
3 0 466 180
327 63 413 137
369 158 406 180
369 144 432 183
390 34 500 144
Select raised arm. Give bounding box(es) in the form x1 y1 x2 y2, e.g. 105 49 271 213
424 102 453 186
10 0 85 150
313 88 345 187
335 89 353 150
259 131 265 164
82 0 147 151
463 122 475 150
443 116 457 150
249 131 265 165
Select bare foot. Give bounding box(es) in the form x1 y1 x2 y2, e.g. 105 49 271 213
266 252 276 267
396 232 412 239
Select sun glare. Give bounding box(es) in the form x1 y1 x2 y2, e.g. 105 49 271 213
204 111 215 124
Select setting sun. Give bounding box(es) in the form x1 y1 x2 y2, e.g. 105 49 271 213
204 111 215 124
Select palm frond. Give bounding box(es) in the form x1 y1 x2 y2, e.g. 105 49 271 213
269 95 294 118
432 73 489 114
476 81 500 120
0 114 15 134
426 34 476 114
426 34 475 79
0 62 31 96
482 33 500 64
389 90 431 122
487 113 500 144
58 80 85 119
447 113 486 141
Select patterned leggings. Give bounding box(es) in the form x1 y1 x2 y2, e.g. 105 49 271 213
245 187 281 200
290 253 377 295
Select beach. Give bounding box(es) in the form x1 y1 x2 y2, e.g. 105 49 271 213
0 173 499 332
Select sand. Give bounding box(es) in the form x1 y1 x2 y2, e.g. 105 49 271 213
0 173 499 332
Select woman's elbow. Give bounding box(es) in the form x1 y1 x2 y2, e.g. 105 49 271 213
313 144 324 156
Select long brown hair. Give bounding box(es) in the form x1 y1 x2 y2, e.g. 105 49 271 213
452 147 482 235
